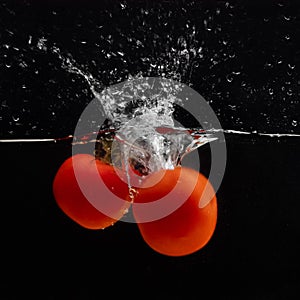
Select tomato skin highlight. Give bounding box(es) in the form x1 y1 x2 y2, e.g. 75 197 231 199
53 154 130 230
133 166 217 257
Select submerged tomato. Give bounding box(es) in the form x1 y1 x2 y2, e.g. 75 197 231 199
53 153 217 257
53 154 131 230
132 166 217 257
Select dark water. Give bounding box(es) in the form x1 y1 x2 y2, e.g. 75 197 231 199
1 0 300 299
1 137 300 298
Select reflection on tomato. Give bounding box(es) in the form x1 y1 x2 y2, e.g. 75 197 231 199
53 154 130 230
132 166 217 257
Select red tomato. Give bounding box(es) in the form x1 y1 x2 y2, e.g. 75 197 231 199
132 166 217 257
53 154 131 230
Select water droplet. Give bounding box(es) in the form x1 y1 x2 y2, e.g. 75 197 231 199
226 74 234 83
204 19 212 31
12 116 19 122
288 63 295 69
292 120 297 127
287 89 293 96
265 62 273 69
283 15 291 21
177 36 187 48
19 61 28 68
268 88 274 95
37 37 47 51
285 34 291 41
6 30 14 36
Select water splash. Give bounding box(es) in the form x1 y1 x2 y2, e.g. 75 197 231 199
51 45 103 94
1 42 299 139
48 45 180 130
1 129 300 144
1 43 299 175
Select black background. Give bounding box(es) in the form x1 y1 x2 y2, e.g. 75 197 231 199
1 0 300 299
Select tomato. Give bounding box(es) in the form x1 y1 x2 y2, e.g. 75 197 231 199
132 166 217 257
53 153 217 256
53 154 131 230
